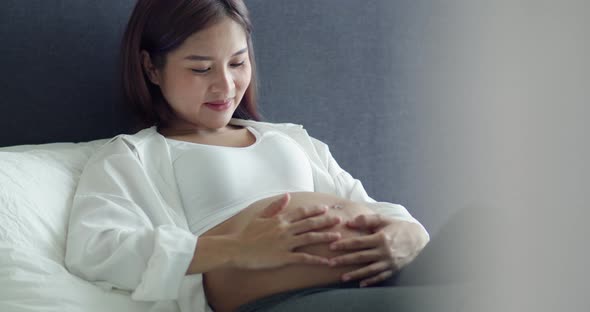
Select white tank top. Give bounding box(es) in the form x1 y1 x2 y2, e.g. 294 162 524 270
166 126 315 235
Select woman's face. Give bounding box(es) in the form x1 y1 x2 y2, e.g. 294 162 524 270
143 16 251 133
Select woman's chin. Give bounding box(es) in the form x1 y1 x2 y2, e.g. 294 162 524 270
200 111 236 127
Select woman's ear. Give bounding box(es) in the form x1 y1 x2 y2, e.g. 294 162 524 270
141 50 161 85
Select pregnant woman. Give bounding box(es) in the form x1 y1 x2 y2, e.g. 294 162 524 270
65 1 429 311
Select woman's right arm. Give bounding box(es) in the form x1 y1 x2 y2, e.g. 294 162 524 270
65 138 198 301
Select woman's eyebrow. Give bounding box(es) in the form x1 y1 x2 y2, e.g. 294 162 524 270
184 47 248 61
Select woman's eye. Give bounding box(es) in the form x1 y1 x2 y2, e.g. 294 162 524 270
191 68 210 73
191 61 244 74
230 61 245 68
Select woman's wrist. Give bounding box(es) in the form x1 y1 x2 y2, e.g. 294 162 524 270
186 235 239 275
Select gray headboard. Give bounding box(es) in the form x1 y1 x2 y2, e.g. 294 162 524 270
1 1 136 145
1 1 433 230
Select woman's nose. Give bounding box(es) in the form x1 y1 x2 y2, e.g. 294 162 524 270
209 68 234 95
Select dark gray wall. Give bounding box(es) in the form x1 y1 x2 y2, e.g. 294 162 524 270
247 1 439 231
0 1 136 144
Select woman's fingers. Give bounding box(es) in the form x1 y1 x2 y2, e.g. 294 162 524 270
287 253 331 265
259 193 290 218
328 249 382 266
346 214 389 230
281 204 329 223
359 269 394 287
290 232 341 249
340 261 391 283
289 215 341 235
329 232 385 251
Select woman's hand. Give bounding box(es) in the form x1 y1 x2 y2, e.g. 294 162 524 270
328 214 428 287
230 193 342 270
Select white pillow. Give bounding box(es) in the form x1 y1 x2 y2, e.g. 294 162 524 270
0 140 106 262
0 140 159 312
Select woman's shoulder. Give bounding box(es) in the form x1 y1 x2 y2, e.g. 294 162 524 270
90 126 161 160
108 126 159 144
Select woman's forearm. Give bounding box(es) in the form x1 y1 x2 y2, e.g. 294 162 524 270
186 235 238 275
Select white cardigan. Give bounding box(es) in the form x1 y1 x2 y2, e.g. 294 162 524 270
65 118 428 312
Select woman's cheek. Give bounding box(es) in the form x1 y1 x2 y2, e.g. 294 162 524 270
238 67 252 91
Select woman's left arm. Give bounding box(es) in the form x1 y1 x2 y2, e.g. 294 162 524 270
309 137 430 286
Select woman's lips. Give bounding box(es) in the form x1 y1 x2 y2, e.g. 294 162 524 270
204 99 232 111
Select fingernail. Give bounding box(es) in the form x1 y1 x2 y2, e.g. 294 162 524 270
329 259 337 266
342 275 350 282
330 244 338 250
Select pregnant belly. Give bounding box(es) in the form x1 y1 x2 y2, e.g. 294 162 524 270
201 192 374 312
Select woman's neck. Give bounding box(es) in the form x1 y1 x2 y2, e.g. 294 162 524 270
157 121 241 138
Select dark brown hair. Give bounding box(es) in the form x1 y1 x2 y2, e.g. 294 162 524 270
120 0 261 131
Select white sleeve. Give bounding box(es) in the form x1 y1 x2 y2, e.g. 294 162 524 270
310 137 429 239
65 138 198 301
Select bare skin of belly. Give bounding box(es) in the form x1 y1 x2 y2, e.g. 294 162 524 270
201 192 375 312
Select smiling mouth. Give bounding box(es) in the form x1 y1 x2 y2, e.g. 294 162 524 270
204 99 233 111
205 99 232 105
